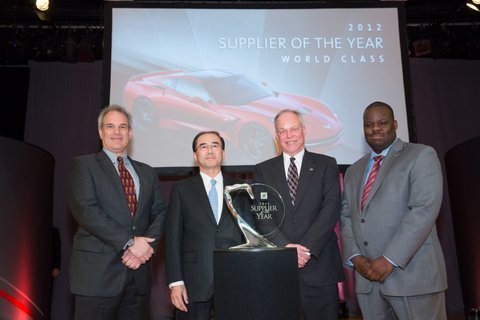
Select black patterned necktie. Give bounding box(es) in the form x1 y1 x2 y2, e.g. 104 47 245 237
117 157 138 218
287 157 298 205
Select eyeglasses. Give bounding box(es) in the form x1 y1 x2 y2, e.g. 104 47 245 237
196 142 221 151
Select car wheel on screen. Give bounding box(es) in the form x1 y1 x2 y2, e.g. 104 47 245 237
131 99 159 131
239 124 273 161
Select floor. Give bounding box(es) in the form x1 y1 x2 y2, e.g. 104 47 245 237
345 317 466 320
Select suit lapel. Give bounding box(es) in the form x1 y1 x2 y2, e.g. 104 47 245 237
363 140 405 210
218 176 234 225
96 151 132 224
96 151 125 197
294 151 315 208
130 158 146 222
356 155 370 213
192 175 218 225
270 156 292 209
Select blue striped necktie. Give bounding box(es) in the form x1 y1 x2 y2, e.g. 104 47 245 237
208 179 219 223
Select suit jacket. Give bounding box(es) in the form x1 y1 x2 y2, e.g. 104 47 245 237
165 174 245 302
68 151 166 297
340 139 447 296
254 150 344 286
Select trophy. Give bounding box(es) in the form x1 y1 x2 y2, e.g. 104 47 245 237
224 183 285 249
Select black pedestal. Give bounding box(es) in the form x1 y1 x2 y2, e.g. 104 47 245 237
214 248 300 320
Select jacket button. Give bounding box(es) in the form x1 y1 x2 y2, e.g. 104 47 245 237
132 226 136 230
363 241 368 246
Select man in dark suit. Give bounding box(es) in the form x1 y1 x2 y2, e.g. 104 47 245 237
254 109 344 320
165 130 245 320
68 104 166 320
340 101 447 319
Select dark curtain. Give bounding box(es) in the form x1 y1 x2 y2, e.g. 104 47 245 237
23 59 480 319
24 61 103 319
409 58 480 315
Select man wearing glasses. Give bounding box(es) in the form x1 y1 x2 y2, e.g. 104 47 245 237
165 131 245 320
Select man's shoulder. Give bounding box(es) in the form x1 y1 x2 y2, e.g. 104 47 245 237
223 175 243 185
173 174 200 186
130 157 154 170
255 154 282 168
305 150 336 162
396 141 437 158
403 141 433 151
345 153 369 174
72 152 101 164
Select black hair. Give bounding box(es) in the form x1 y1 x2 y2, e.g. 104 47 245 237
192 131 226 152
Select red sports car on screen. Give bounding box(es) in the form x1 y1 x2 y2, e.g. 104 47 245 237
123 69 343 161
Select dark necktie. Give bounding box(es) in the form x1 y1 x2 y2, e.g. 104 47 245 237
287 157 299 205
361 155 384 210
117 156 138 218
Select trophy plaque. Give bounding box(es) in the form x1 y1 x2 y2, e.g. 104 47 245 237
224 183 285 249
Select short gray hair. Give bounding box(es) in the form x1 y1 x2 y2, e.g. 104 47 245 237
97 104 132 128
274 109 305 130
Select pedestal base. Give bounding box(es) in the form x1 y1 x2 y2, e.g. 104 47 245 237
214 248 300 320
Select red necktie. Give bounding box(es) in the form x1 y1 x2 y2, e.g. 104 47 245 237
287 157 298 205
117 157 138 218
361 155 384 210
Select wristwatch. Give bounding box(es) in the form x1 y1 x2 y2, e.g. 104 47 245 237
126 238 135 248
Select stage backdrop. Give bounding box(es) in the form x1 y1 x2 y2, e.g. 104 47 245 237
22 58 480 319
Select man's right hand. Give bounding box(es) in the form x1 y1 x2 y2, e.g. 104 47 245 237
286 243 311 268
352 255 373 279
171 285 189 312
128 236 155 263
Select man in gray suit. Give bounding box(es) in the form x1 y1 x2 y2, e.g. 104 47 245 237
254 109 344 320
340 101 447 319
68 105 166 320
165 131 245 320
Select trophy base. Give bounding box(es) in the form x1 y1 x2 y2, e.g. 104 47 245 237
230 225 277 249
229 241 276 249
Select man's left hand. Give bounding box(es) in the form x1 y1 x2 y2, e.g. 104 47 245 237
122 249 143 270
369 256 394 282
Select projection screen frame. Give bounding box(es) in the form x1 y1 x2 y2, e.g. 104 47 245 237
103 1 415 175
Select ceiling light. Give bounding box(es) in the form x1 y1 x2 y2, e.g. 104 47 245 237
36 0 49 12
473 0 480 4
467 2 480 12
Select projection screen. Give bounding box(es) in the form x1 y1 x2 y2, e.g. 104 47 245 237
104 2 412 170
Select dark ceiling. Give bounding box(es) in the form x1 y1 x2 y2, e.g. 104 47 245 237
2 0 480 64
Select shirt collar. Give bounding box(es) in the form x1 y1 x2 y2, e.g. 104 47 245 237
282 148 305 162
103 149 128 164
199 171 223 189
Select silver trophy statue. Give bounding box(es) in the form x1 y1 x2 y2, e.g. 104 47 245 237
224 183 284 249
